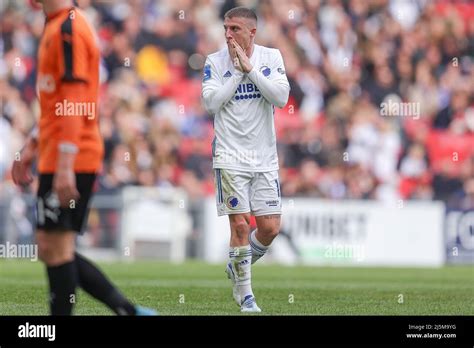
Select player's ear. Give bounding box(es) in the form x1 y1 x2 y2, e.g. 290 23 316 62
249 27 256 39
245 18 257 38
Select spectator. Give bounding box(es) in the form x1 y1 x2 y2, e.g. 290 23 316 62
0 0 473 206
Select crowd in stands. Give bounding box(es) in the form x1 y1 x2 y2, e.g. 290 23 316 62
1 0 473 208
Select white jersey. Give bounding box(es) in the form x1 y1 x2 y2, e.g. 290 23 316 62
202 44 290 172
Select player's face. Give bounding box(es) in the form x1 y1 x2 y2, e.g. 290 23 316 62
224 17 255 50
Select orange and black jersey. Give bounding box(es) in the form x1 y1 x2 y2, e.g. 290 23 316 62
37 7 103 173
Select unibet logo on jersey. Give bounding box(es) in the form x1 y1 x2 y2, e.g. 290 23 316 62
235 83 262 101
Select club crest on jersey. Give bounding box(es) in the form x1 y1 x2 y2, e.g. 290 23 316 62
203 64 211 81
37 73 56 93
260 65 271 77
226 196 239 209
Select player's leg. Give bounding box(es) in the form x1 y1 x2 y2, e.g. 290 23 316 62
75 252 142 315
37 232 143 316
229 213 251 246
228 212 260 312
250 171 282 264
215 169 243 305
252 214 281 262
37 173 154 315
215 169 259 311
71 174 155 315
36 173 78 315
40 236 157 315
75 252 156 315
36 230 77 315
228 212 251 299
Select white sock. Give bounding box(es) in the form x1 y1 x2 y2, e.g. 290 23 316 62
229 245 253 302
249 230 268 264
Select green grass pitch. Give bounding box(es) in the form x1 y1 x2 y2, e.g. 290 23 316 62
0 260 472 315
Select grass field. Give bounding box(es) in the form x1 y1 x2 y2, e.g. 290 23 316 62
0 260 472 315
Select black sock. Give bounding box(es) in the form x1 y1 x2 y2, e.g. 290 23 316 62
46 261 77 315
75 252 136 315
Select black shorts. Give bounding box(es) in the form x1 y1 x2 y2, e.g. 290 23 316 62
36 173 96 234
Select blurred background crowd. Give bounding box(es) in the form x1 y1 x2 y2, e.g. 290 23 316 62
1 0 473 209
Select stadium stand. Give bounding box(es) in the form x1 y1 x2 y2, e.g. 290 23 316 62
1 0 473 205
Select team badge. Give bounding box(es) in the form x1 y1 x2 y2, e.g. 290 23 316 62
226 196 239 209
203 64 211 81
260 66 271 77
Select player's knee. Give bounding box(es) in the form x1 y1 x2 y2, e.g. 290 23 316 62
37 240 55 264
261 225 280 240
232 219 250 241
39 249 74 266
37 234 75 266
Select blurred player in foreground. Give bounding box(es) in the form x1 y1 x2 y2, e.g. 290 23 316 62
11 0 155 316
202 7 290 312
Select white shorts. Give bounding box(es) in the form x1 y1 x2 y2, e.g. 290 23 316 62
214 168 282 216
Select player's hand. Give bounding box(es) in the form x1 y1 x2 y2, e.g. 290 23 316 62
53 168 79 207
232 39 253 73
11 139 37 186
228 39 243 72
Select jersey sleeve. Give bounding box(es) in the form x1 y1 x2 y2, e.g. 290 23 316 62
201 56 245 115
60 13 89 83
56 18 95 148
247 49 290 108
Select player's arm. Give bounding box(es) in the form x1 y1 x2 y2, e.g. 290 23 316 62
201 57 245 115
234 43 290 108
54 82 88 206
11 126 39 186
54 143 80 206
247 50 290 108
53 26 93 205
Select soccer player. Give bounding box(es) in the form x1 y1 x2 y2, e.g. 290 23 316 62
201 7 290 312
11 0 155 316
